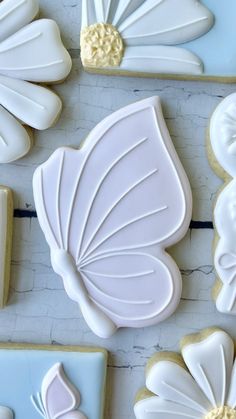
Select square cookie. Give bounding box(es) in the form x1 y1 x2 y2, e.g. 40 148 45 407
0 344 107 419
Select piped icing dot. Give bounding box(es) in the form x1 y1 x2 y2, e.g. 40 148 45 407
81 23 124 68
205 406 236 419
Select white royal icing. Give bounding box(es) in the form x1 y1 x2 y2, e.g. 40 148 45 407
0 187 13 308
0 406 13 419
0 0 72 163
134 329 236 419
81 0 214 75
33 96 192 338
210 93 236 315
31 363 87 419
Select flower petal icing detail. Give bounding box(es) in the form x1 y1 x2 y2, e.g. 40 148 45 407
0 0 39 42
0 105 31 163
134 396 202 419
120 45 203 75
117 0 214 46
0 75 62 130
112 0 144 27
182 331 234 408
134 329 236 419
0 19 72 82
146 360 210 414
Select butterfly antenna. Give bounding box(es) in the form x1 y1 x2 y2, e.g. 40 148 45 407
37 392 46 416
30 394 45 418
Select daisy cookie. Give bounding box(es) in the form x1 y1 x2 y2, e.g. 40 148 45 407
33 96 192 338
81 1 236 81
0 343 107 419
208 93 236 315
134 328 236 419
0 0 72 163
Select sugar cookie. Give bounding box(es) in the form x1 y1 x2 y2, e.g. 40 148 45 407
33 96 192 338
208 93 236 315
0 0 72 163
135 328 236 419
0 343 107 419
0 186 13 309
81 1 236 82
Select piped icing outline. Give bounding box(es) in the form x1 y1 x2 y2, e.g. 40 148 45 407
33 96 192 338
31 363 87 419
0 343 107 419
134 328 236 419
0 0 72 163
209 93 236 315
80 0 214 76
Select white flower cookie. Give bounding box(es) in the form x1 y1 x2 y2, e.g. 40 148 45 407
208 93 236 315
80 0 214 77
33 96 192 338
0 0 72 163
134 328 236 419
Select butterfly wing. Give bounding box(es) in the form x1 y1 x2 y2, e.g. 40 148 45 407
41 363 85 419
33 96 191 331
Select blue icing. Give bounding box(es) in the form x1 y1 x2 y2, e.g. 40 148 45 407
0 348 106 419
181 0 236 76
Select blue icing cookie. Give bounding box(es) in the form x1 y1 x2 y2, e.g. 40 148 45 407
80 0 236 79
0 345 107 419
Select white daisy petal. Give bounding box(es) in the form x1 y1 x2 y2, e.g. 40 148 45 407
146 361 210 414
118 0 213 46
112 0 144 27
0 19 72 82
227 360 236 408
93 0 117 23
0 105 31 163
120 46 203 75
0 75 62 130
81 0 98 28
182 331 234 408
0 0 39 42
134 396 202 419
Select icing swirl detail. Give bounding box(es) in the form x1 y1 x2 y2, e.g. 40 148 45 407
81 23 124 68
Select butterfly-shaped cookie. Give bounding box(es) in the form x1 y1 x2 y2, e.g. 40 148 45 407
31 363 86 419
33 96 192 338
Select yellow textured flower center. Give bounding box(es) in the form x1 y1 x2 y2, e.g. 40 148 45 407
205 406 236 419
80 23 124 68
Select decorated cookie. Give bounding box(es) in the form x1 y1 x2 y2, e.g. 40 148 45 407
0 343 107 419
208 93 236 315
81 1 236 81
0 0 72 163
0 186 13 309
33 96 192 338
134 328 236 419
